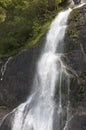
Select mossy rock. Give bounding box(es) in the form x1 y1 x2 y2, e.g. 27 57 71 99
64 4 86 109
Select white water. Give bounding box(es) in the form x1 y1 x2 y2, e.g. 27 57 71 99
11 9 72 130
0 9 72 130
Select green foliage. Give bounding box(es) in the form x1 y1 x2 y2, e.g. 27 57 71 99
0 0 66 59
57 0 65 4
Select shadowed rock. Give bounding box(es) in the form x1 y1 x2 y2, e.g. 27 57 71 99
0 36 46 108
73 0 81 5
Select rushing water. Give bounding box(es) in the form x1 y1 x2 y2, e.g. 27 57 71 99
0 9 72 130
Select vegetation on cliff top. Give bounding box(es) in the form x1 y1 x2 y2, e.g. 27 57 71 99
0 0 67 60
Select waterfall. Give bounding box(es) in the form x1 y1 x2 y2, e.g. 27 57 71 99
0 9 72 130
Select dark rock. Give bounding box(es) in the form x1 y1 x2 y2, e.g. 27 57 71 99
0 35 46 108
68 114 86 130
0 112 14 130
0 108 11 122
64 5 86 130
73 0 81 5
64 3 86 126
64 4 86 108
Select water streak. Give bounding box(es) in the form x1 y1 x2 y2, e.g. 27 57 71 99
0 57 12 80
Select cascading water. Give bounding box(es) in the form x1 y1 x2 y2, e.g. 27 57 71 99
0 9 72 130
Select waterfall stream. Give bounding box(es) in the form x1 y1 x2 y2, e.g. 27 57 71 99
0 8 72 130
11 9 72 130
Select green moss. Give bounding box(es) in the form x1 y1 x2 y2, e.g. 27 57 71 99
68 9 79 36
25 21 51 48
65 8 82 52
0 105 7 109
83 54 86 61
0 4 65 61
69 8 79 20
0 21 51 61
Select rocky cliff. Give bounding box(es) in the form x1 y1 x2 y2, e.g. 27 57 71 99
64 4 86 130
0 35 46 122
65 4 86 107
0 3 86 130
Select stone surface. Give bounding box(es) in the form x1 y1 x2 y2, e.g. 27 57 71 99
64 4 86 107
73 0 81 5
64 4 86 130
0 36 46 108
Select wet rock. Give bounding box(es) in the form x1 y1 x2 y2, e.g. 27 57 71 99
64 4 86 109
0 108 11 122
64 4 86 130
0 112 14 130
68 114 86 130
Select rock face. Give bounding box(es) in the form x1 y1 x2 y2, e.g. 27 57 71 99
64 4 86 130
65 4 86 106
0 36 46 108
68 115 86 130
73 0 81 5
